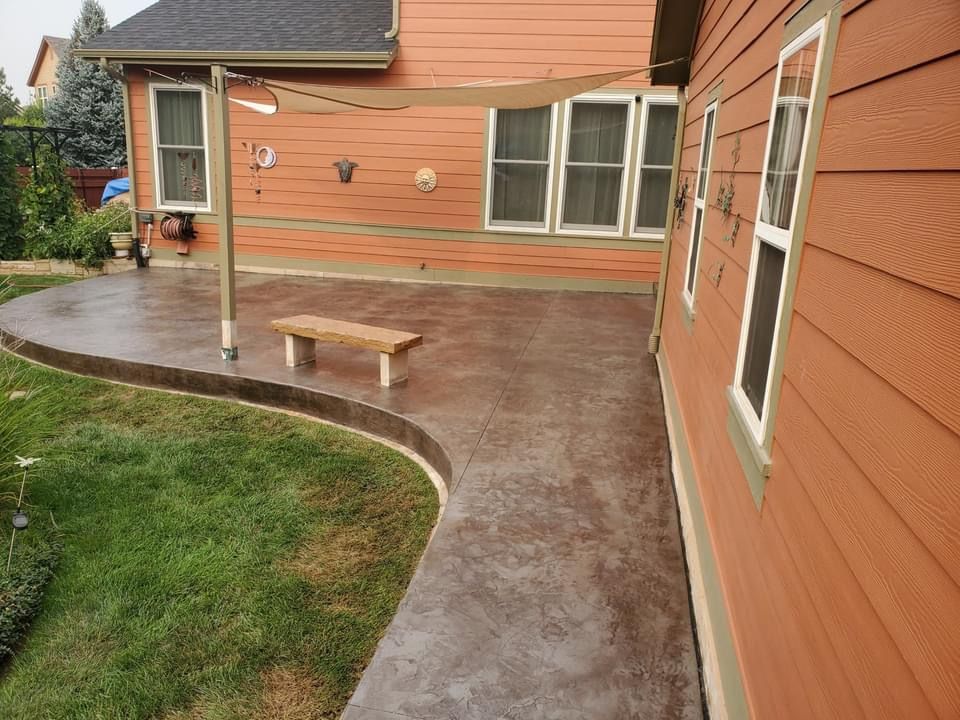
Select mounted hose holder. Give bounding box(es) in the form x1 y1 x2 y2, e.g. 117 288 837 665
160 212 197 255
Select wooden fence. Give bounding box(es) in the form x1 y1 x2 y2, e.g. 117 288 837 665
16 166 127 209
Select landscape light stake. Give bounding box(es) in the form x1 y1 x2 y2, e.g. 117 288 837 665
6 456 39 573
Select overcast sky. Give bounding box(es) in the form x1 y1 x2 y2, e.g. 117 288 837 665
1 0 155 103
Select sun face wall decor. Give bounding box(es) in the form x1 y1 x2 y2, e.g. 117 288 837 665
415 168 438 192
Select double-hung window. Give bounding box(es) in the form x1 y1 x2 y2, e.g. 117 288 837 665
634 98 680 235
486 92 679 237
732 22 824 441
683 101 717 307
152 86 210 211
560 98 632 232
488 106 554 229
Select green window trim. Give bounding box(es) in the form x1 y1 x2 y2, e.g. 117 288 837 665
726 0 842 508
726 386 772 509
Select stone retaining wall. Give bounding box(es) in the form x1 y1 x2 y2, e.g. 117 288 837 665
0 258 137 277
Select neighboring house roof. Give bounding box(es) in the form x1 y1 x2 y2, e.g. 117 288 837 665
648 0 704 86
75 0 396 68
27 35 69 87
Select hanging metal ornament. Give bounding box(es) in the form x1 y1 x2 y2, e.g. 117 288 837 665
333 158 359 183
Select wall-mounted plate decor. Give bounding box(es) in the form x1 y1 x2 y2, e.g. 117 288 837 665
256 146 277 169
415 167 438 192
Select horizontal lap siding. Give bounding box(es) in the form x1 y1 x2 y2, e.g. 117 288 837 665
125 2 660 286
661 0 960 716
149 222 659 282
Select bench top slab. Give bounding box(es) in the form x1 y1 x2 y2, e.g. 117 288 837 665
271 315 423 354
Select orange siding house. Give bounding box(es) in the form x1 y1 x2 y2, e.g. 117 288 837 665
78 0 678 292
648 0 960 717
26 36 68 108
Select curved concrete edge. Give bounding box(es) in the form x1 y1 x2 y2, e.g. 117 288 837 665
0 330 454 497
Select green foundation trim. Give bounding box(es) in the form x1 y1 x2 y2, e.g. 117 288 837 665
149 248 654 294
657 347 750 720
179 214 664 251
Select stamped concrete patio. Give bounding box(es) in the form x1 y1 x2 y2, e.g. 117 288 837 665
0 268 702 720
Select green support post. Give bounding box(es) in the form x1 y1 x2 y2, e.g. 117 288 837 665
211 64 238 360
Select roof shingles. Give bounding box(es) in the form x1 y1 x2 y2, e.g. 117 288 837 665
80 0 395 55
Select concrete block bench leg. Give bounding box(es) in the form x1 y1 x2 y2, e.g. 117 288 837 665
380 349 409 387
285 334 316 367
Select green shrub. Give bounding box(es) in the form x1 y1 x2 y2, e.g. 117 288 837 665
20 148 77 261
0 134 21 260
26 201 130 269
0 521 61 664
2 102 48 167
0 343 63 665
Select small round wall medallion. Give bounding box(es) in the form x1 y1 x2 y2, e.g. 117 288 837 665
256 146 278 169
415 168 438 193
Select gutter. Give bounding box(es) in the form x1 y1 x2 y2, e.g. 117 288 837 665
648 86 688 354
385 0 400 38
75 47 397 70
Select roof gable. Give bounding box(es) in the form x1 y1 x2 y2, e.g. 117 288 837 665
76 0 396 64
27 35 68 87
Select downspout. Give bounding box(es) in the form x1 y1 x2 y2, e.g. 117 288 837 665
101 58 145 266
648 86 687 354
385 0 400 38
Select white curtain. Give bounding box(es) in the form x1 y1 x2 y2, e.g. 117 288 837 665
491 107 551 225
562 102 627 227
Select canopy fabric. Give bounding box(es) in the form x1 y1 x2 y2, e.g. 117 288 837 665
230 64 676 115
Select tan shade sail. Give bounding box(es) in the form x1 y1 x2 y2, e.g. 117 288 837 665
233 64 676 115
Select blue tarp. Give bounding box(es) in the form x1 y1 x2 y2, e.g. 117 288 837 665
101 177 130 205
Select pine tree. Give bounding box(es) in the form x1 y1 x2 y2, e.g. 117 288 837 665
45 1 125 167
0 68 20 121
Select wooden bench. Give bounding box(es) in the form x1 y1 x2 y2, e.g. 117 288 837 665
271 314 423 387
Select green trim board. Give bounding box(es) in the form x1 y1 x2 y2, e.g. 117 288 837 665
149 248 654 294
75 48 396 69
726 1 842 504
120 78 139 241
725 387 772 510
648 85 688 353
680 290 696 333
657 346 750 720
164 213 666 252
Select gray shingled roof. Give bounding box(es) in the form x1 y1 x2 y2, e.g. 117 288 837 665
80 0 395 55
46 36 70 57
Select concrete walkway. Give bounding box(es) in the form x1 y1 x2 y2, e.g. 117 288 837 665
0 269 702 720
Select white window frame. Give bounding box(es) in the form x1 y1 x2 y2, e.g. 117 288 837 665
483 105 557 233
36 86 48 107
630 94 681 239
682 100 718 310
556 93 636 237
732 19 826 443
149 82 212 213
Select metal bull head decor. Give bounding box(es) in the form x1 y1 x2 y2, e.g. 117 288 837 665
333 158 359 183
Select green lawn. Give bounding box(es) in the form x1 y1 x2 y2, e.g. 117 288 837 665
0 278 438 719
1 274 78 301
